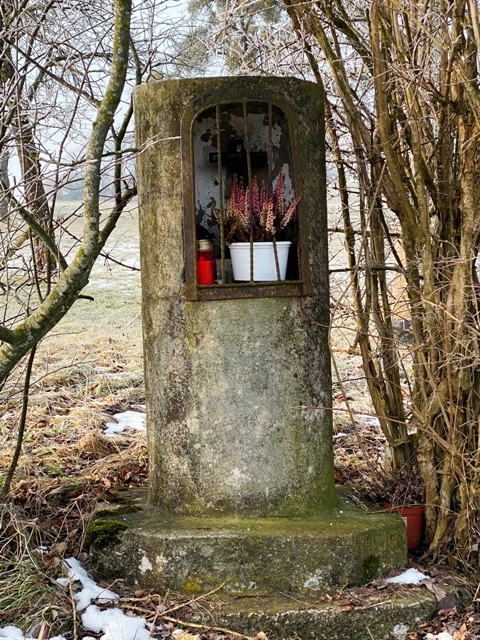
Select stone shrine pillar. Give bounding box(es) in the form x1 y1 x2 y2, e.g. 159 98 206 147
91 77 406 605
135 76 336 516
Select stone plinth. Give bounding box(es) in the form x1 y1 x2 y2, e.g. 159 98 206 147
91 490 407 595
195 591 436 640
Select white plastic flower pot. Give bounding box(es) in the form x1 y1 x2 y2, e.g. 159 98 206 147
229 241 291 281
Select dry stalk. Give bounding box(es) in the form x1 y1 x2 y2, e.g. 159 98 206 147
159 614 255 640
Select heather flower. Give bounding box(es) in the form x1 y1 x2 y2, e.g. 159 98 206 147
213 171 300 243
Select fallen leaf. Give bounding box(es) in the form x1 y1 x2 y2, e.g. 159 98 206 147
453 623 468 640
44 555 62 568
437 594 456 612
52 541 68 555
336 598 354 607
175 633 200 640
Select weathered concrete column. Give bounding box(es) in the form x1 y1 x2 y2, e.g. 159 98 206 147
135 76 335 516
90 77 407 603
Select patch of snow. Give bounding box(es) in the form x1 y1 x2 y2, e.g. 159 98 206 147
82 605 151 640
0 629 68 640
104 410 146 436
59 557 118 611
0 627 24 639
386 568 429 584
0 555 204 640
425 633 454 640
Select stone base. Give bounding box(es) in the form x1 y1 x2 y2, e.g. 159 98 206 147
89 489 407 595
191 592 436 640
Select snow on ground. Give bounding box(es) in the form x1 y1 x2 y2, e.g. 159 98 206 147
103 410 146 436
0 558 158 640
386 568 429 584
0 629 25 639
57 558 118 611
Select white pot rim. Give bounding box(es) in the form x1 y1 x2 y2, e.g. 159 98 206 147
227 240 292 247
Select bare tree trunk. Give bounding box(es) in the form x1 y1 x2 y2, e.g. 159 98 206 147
14 113 53 273
0 150 8 218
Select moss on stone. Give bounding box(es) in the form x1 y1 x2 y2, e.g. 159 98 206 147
90 493 408 595
183 579 202 594
94 504 142 518
86 519 128 549
362 555 381 582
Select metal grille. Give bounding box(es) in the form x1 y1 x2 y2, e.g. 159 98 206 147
184 98 309 301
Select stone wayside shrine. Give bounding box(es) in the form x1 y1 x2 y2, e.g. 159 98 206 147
90 77 425 637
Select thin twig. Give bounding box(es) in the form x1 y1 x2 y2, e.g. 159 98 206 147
68 578 79 640
1 344 37 500
161 582 226 615
361 599 392 610
160 614 255 640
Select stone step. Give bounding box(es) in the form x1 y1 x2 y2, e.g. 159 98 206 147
89 490 407 595
191 590 436 640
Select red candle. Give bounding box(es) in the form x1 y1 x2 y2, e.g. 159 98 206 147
197 240 216 285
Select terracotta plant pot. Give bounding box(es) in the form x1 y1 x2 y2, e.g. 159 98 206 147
384 503 425 549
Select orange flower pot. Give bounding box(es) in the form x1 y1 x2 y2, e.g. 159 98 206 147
384 503 425 549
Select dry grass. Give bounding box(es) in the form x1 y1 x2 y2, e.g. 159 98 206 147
0 503 77 633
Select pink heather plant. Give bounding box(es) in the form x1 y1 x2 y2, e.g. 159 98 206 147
214 171 300 243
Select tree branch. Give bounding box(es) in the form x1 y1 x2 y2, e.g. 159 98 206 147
0 326 17 345
6 191 68 272
0 0 133 385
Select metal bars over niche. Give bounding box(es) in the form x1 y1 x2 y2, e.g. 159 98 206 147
185 99 307 301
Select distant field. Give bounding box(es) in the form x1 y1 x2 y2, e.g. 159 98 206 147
21 201 146 404
53 200 142 343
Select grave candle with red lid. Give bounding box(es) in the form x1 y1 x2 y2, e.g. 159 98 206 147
197 239 216 284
